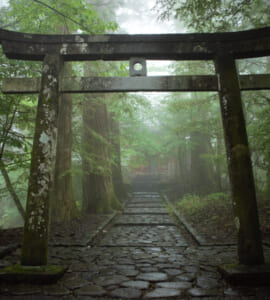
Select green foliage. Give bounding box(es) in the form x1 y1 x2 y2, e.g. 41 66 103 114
0 169 27 228
0 47 37 227
106 90 168 172
0 0 121 225
177 192 230 216
5 0 117 34
204 192 229 203
1 0 269 226
177 194 201 215
155 0 270 32
153 0 270 198
118 99 167 170
242 90 270 193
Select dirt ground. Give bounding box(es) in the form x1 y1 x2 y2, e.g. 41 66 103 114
0 214 110 248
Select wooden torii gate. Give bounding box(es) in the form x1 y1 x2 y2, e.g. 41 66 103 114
1 27 270 268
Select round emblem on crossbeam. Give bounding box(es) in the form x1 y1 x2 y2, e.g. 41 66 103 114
129 57 147 77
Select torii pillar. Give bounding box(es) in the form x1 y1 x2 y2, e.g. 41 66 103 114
215 54 264 265
21 54 63 266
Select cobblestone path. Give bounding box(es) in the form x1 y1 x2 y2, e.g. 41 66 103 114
1 192 270 299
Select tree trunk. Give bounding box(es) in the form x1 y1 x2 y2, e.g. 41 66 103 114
215 133 223 191
265 152 270 200
51 62 77 222
50 22 77 222
82 93 122 213
177 142 190 196
190 130 214 195
110 114 126 201
264 57 270 200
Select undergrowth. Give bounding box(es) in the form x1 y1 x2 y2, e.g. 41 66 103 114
175 192 270 242
176 192 230 216
176 192 235 242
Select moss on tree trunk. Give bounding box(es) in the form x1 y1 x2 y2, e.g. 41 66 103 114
110 114 126 201
82 93 121 214
264 57 270 200
190 130 214 195
51 62 77 222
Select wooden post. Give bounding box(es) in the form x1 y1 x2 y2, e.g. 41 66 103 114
214 54 264 265
21 54 63 266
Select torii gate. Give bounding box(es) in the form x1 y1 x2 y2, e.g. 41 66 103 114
1 27 270 269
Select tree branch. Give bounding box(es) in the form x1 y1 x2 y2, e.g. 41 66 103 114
0 159 25 220
0 108 17 159
32 0 91 33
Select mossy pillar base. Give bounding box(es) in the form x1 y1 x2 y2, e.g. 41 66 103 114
218 263 270 285
21 54 63 266
0 264 67 284
214 54 264 265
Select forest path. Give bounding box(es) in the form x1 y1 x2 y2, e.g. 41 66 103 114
75 192 270 299
1 192 270 299
60 192 237 299
99 192 188 248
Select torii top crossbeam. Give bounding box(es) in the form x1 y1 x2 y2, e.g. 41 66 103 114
1 27 270 61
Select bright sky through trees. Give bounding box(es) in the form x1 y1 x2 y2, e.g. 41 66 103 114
0 0 8 7
115 0 183 105
116 0 176 34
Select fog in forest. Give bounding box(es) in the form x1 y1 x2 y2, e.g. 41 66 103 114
0 0 270 263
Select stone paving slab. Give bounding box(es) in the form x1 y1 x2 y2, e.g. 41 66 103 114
132 197 161 201
99 225 188 247
115 214 175 225
1 245 270 298
133 195 161 199
132 192 160 196
0 244 18 259
124 208 169 214
126 203 165 208
1 192 270 299
128 199 163 204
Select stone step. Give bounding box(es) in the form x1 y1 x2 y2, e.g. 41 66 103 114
99 225 188 247
115 214 175 226
124 208 168 214
126 204 165 208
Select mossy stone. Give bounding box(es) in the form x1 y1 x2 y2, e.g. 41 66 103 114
218 263 270 285
0 264 67 284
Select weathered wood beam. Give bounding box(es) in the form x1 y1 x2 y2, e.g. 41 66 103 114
0 27 269 44
62 76 217 93
1 27 270 61
2 78 41 94
2 74 270 94
239 74 270 90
